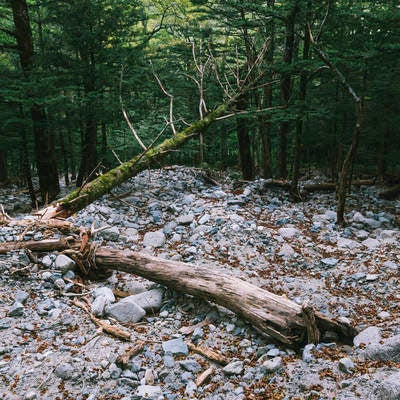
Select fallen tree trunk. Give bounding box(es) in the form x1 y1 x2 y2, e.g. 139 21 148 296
0 239 357 347
40 103 232 220
379 184 400 200
304 179 375 192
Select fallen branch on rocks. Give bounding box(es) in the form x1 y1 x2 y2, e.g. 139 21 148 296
303 179 375 192
196 367 215 387
116 340 146 368
379 184 400 200
0 239 357 347
187 342 228 365
72 298 131 340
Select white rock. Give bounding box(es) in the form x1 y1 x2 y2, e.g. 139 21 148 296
278 243 296 258
337 238 360 250
106 301 146 323
362 238 380 249
143 230 166 248
354 326 381 347
93 287 115 302
278 227 299 239
176 214 194 225
122 288 164 311
55 255 76 273
262 356 283 373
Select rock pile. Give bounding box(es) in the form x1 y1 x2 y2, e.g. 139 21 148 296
0 166 399 399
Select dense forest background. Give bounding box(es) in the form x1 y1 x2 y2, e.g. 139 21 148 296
1 0 399 206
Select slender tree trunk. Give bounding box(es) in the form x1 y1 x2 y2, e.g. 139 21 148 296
11 0 59 202
278 2 299 178
291 0 311 197
67 122 76 181
59 131 69 186
0 150 7 183
236 96 254 180
21 129 36 207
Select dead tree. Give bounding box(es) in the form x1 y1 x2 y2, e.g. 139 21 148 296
0 238 357 347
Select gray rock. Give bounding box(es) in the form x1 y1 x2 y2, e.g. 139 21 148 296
338 357 355 373
135 385 163 399
163 355 175 368
337 238 360 249
93 286 115 302
54 362 75 380
55 254 76 273
24 391 38 400
125 228 139 242
302 344 315 363
144 368 155 385
91 295 110 317
162 338 188 356
366 274 379 281
42 255 53 268
262 356 283 373
15 290 29 304
366 335 400 362
54 278 66 290
192 327 204 341
122 288 164 311
99 226 120 241
362 238 380 249
374 372 400 400
36 299 56 315
378 311 390 319
106 301 146 323
143 230 165 248
222 360 244 375
321 257 339 267
354 326 381 347
266 348 280 357
179 359 201 373
8 302 24 317
278 227 299 239
177 214 195 225
384 261 399 270
278 243 296 258
185 380 197 396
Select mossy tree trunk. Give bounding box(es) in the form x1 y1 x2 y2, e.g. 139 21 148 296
43 103 231 219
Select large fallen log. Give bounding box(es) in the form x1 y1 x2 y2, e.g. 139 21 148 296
0 238 357 347
379 184 400 200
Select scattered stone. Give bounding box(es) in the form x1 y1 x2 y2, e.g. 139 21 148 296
93 286 116 302
176 214 194 225
278 243 296 258
143 230 166 248
91 295 110 317
321 257 339 267
7 302 24 317
366 335 400 362
278 227 299 239
338 357 355 373
55 255 76 273
54 362 75 380
122 288 164 311
362 238 380 249
42 255 53 268
15 290 29 304
354 326 381 347
302 344 315 363
262 356 283 373
135 385 163 399
162 338 189 356
106 301 146 323
373 372 400 400
222 360 244 375
99 226 120 241
179 359 201 373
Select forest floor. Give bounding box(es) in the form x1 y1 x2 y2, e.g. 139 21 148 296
0 166 399 400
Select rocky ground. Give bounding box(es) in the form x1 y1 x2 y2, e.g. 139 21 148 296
0 166 400 400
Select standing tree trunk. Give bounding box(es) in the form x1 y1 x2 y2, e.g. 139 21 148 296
291 0 311 197
236 96 254 180
0 150 7 183
76 51 98 187
59 131 70 186
21 128 36 207
278 1 299 179
11 0 59 202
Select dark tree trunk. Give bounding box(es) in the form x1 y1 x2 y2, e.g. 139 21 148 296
291 0 311 197
76 51 98 187
67 121 76 181
278 2 298 179
59 131 69 186
101 121 108 169
236 96 254 180
21 129 36 207
11 0 59 202
0 150 7 183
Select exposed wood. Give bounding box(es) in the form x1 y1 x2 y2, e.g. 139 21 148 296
196 367 215 387
72 298 131 340
116 341 146 368
304 179 374 192
179 319 210 335
0 237 78 254
187 343 228 365
379 184 400 200
0 240 357 346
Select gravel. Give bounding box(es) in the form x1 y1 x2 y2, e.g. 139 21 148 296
1 166 399 399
